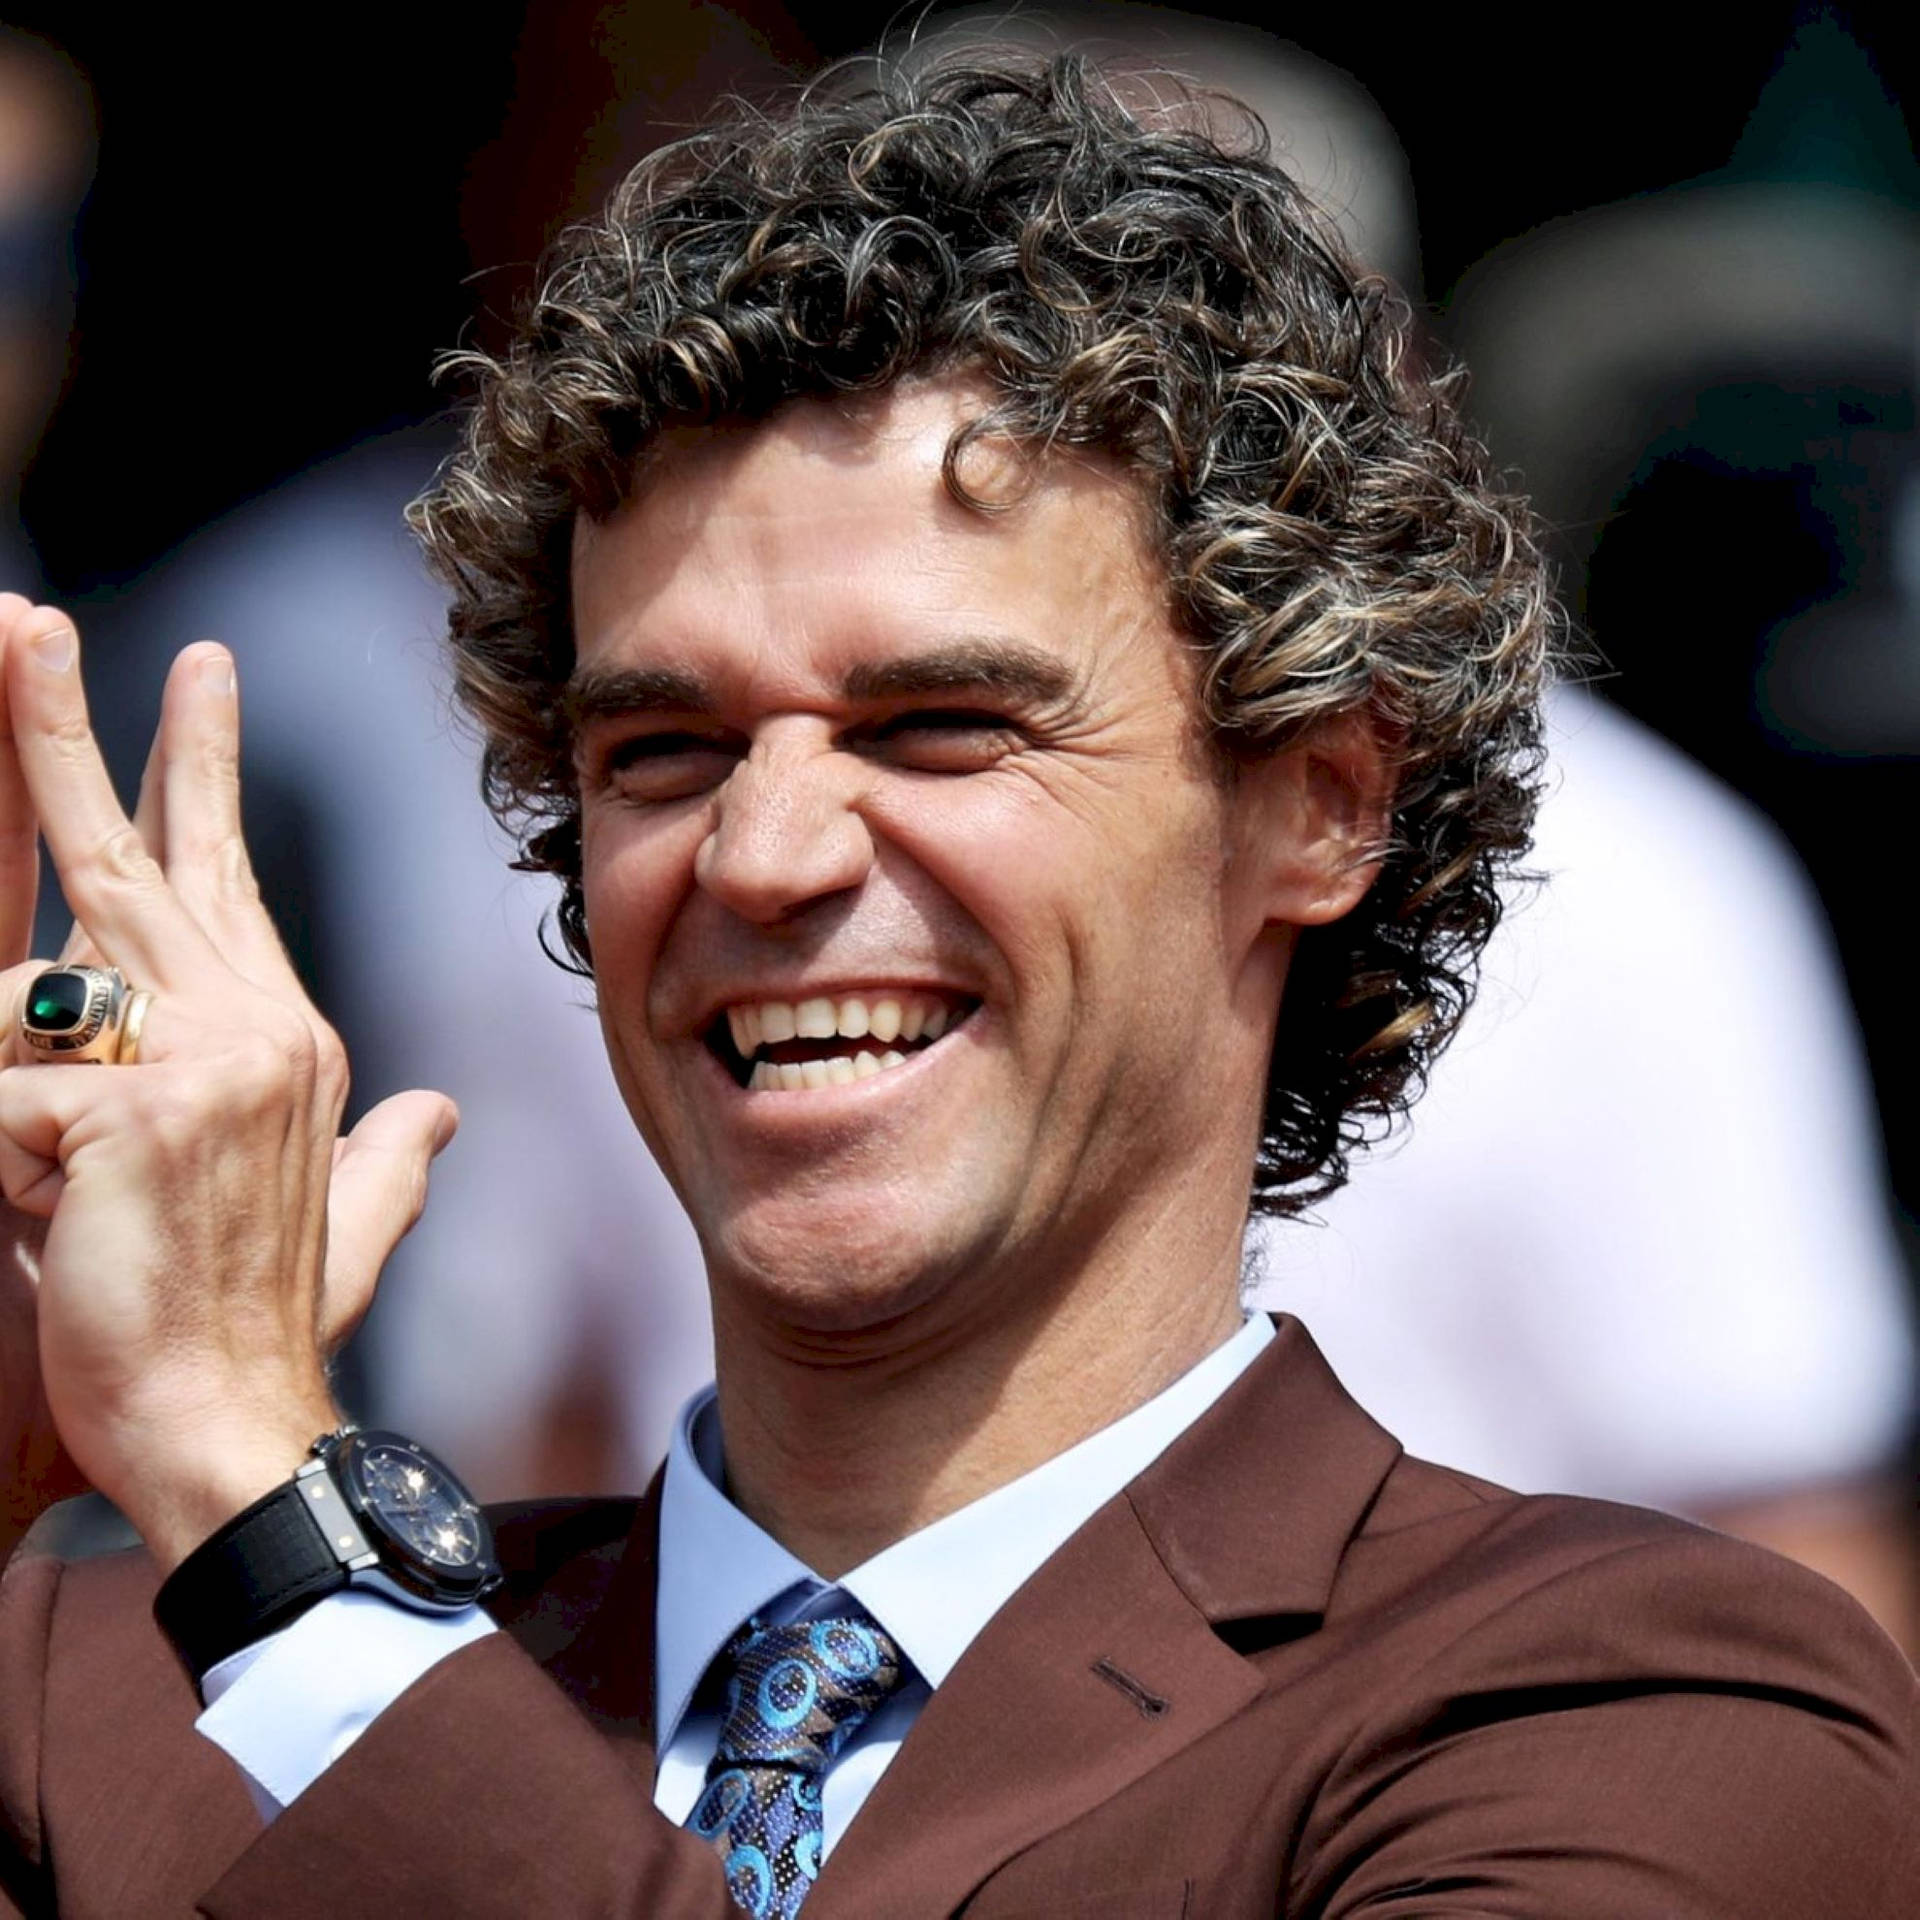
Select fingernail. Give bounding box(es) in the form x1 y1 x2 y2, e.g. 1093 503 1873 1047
199 651 236 696
30 626 75 673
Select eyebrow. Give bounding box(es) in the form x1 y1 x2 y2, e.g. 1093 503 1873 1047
564 638 1077 726
564 665 715 729
842 639 1077 707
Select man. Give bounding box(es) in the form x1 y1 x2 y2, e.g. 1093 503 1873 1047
0 52 1913 1919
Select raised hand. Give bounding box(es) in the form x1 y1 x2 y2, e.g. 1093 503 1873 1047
0 596 459 1572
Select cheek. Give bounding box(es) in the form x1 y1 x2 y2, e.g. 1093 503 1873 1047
1062 798 1241 1050
579 810 703 1017
866 779 1081 982
873 770 1230 1024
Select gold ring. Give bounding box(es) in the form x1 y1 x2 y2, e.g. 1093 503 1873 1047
19 965 144 1065
116 989 154 1066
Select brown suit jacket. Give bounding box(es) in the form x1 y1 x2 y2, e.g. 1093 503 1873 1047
1 1317 1914 1917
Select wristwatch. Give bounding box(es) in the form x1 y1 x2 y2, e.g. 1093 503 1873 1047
152 1427 502 1688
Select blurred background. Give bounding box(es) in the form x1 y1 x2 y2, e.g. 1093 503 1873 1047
3 3 1916 1645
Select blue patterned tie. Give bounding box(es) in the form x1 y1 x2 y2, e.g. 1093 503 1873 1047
687 1611 905 1918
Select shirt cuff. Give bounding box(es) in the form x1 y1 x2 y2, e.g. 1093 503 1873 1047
196 1591 497 1819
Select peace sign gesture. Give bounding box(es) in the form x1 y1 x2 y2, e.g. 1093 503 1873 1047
0 594 458 1572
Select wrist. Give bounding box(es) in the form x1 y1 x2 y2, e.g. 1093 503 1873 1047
123 1409 341 1577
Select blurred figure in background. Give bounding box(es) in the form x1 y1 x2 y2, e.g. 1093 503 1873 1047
1274 687 1918 1644
0 26 91 598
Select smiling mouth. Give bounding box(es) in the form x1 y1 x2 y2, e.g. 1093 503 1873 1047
707 991 979 1091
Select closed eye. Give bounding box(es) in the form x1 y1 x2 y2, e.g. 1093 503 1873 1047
591 729 744 803
856 709 1025 773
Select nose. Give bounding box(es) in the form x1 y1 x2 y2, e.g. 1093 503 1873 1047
694 721 875 923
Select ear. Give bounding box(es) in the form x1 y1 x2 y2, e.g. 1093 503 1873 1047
1227 708 1396 933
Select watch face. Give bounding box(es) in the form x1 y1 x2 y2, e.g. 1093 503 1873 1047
339 1434 489 1578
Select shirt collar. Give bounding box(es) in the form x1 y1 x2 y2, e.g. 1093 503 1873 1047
652 1389 816 1751
654 1313 1274 1753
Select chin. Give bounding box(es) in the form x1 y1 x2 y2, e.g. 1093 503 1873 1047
700 1188 988 1338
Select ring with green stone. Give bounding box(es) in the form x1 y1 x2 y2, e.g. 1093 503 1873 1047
19 964 139 1065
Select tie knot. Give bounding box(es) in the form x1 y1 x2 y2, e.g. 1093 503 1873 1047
713 1612 904 1774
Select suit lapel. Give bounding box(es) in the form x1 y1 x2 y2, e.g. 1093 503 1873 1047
806 1317 1403 1916
806 1488 1261 1918
491 1476 664 1790
1125 1316 1404 1627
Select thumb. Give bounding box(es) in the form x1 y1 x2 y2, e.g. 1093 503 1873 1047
320 1091 459 1351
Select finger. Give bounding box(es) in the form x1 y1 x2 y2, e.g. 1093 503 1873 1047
155 643 299 991
320 1091 459 1349
131 713 167 868
55 712 171 971
0 598 45 970
3 609 219 990
0 1061 93 1218
0 1132 63 1218
56 919 104 968
0 993 290 1207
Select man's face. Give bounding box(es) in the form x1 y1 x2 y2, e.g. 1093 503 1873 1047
570 381 1297 1335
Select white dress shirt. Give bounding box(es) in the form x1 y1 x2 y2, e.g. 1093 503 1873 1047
198 1315 1273 1841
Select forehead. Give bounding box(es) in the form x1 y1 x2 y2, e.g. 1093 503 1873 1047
568 382 1182 702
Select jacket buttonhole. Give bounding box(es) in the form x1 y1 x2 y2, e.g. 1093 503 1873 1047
1091 1655 1170 1718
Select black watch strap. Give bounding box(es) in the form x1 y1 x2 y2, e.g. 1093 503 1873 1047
153 1471 356 1689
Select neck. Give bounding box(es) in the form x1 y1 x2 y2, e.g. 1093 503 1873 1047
708 1195 1248 1580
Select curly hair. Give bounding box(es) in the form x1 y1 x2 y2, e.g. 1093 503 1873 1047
409 50 1556 1216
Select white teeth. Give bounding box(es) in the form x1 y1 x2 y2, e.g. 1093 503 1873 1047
742 1044 927 1092
726 991 970 1091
